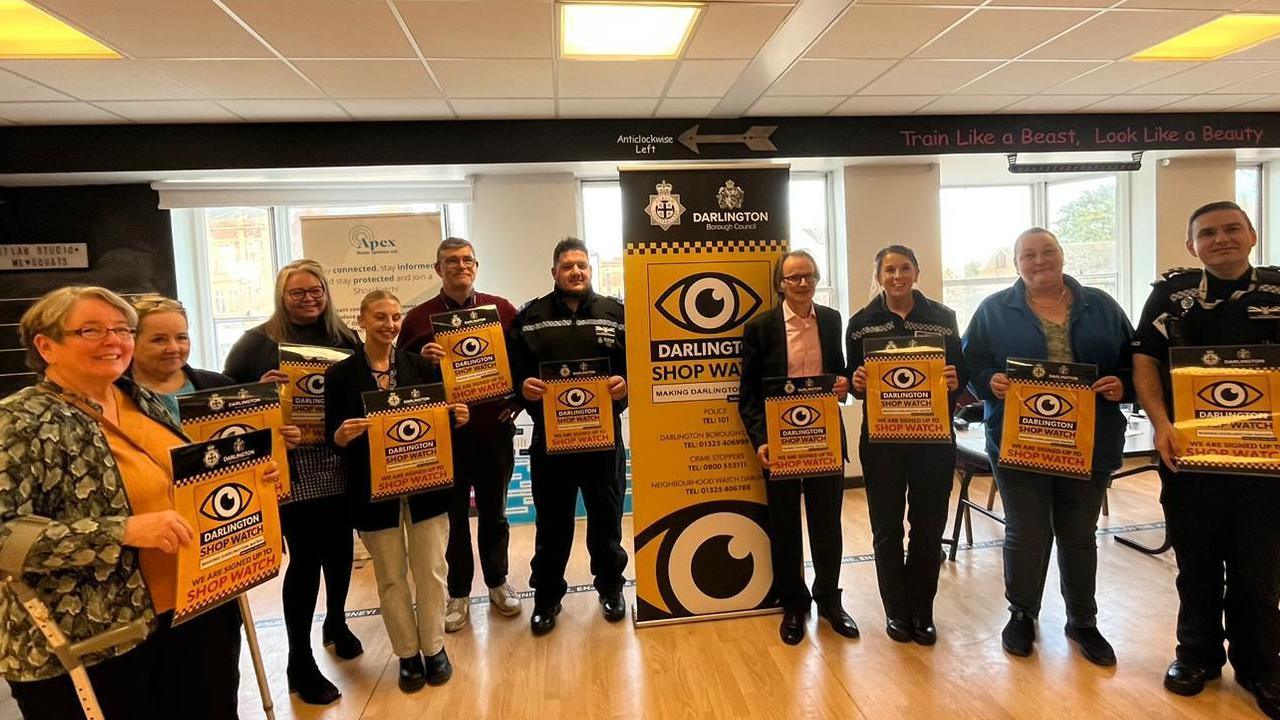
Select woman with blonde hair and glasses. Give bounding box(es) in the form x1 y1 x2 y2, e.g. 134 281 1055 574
224 260 360 705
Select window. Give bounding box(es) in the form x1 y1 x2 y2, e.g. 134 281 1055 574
1237 164 1264 264
578 174 837 303
941 175 1124 329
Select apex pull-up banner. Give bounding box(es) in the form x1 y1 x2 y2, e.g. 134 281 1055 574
764 375 842 478
279 343 353 445
178 382 293 504
171 429 281 626
998 358 1098 479
863 334 951 443
431 305 514 404
540 358 615 454
1171 344 1280 474
362 383 455 500
622 164 788 626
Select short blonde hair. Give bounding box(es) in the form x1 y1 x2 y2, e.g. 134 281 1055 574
20 286 137 373
359 290 401 315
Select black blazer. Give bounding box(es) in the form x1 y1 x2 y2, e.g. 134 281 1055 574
738 303 848 460
324 346 453 532
183 365 236 391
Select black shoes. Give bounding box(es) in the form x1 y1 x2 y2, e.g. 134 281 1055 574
531 604 561 636
816 603 860 639
1065 624 1116 667
424 648 453 686
287 661 341 706
1163 660 1221 696
600 591 627 622
1237 675 1280 719
885 618 912 643
398 654 426 694
322 623 364 660
779 609 805 645
1002 611 1035 657
911 620 937 646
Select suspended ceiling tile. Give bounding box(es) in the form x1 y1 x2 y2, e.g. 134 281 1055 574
1025 10 1222 61
0 67 73 102
0 101 122 124
915 9 1100 60
336 98 453 120
1214 69 1280 94
217 99 351 122
1156 93 1270 110
860 0 982 6
654 97 720 117
1042 60 1202 94
999 94 1112 112
558 98 658 118
1081 94 1191 111
1135 61 1280 94
33 0 272 58
398 1 554 58
94 100 241 123
431 59 553 98
1226 93 1280 110
0 59 200 101
684 2 795 59
860 60 1004 95
986 0 1115 6
1217 34 1280 61
1120 0 1244 8
144 60 322 99
958 61 1106 94
294 60 440 98
667 60 750 98
918 94 1023 114
745 95 844 116
450 98 556 119
221 0 415 59
767 59 895 96
557 61 675 98
807 6 971 59
830 95 937 115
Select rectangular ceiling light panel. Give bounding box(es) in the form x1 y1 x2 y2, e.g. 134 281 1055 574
561 2 702 60
1133 14 1280 62
0 0 118 58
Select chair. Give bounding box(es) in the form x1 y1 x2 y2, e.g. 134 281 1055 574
947 403 1005 561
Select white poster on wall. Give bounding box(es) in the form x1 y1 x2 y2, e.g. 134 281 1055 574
300 213 442 329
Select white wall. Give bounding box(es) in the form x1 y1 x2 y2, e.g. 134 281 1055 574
1153 155 1237 276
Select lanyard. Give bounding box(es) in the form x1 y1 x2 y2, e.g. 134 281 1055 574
366 350 397 390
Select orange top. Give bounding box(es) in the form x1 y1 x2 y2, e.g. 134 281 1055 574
102 388 185 613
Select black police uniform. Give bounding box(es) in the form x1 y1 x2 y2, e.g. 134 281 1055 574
1133 265 1280 684
508 288 628 610
845 290 966 625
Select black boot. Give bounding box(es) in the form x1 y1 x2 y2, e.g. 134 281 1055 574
1001 611 1035 657
287 659 341 705
398 654 426 694
322 623 364 660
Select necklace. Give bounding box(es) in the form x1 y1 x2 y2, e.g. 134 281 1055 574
1027 287 1067 308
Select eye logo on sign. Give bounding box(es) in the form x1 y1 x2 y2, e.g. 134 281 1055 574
1197 380 1263 409
654 272 762 335
558 387 595 408
387 418 430 443
211 423 254 439
453 336 489 358
296 374 325 395
882 366 926 390
1024 392 1074 418
200 482 254 522
781 405 821 427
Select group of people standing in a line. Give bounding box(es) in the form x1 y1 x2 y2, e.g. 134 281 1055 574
0 200 1275 720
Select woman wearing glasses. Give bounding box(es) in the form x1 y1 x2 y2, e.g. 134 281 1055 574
846 245 965 645
225 260 360 705
738 250 855 645
0 287 279 719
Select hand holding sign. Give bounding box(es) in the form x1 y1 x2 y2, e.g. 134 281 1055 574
124 510 195 554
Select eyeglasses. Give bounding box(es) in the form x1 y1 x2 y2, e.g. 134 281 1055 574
67 326 136 341
782 274 818 286
285 287 325 301
133 297 183 311
441 257 477 268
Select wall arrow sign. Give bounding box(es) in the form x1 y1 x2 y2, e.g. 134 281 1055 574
677 125 777 155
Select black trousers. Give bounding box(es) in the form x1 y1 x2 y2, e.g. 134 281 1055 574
859 441 954 623
280 495 353 668
528 441 627 608
447 424 516 597
1161 466 1280 680
764 473 844 614
8 635 160 720
993 466 1107 628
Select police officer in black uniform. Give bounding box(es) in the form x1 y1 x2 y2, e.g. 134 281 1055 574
1133 201 1280 719
509 237 629 636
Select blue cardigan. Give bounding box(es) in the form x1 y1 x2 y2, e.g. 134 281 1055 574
962 275 1135 474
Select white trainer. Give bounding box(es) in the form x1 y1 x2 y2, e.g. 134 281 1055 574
488 584 523 617
444 597 470 633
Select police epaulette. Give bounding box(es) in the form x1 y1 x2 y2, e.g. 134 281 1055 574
1156 267 1202 287
1257 266 1280 285
515 298 536 314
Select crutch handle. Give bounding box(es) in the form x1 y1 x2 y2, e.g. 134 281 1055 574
68 619 149 658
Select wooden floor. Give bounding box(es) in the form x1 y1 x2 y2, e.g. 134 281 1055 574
2 464 1268 719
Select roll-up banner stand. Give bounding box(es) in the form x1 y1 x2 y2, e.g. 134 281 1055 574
621 164 789 626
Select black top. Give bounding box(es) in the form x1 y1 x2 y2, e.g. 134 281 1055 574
845 290 967 437
223 321 359 385
182 365 235 391
324 346 452 532
508 289 627 446
737 302 848 459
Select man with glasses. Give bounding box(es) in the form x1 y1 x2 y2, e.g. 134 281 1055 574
399 237 523 631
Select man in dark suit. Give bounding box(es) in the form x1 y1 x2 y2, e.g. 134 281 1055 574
738 249 856 645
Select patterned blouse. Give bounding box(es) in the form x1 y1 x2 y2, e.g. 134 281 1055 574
0 378 184 682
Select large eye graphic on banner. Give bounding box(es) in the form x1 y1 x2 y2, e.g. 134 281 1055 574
200 482 254 522
211 423 255 439
387 418 431 443
881 366 926 390
654 272 762 335
452 336 489 358
633 500 774 620
295 373 325 395
780 404 821 427
1023 392 1074 418
557 387 595 408
1197 380 1263 409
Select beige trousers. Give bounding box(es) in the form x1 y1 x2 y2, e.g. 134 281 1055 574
360 502 449 658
